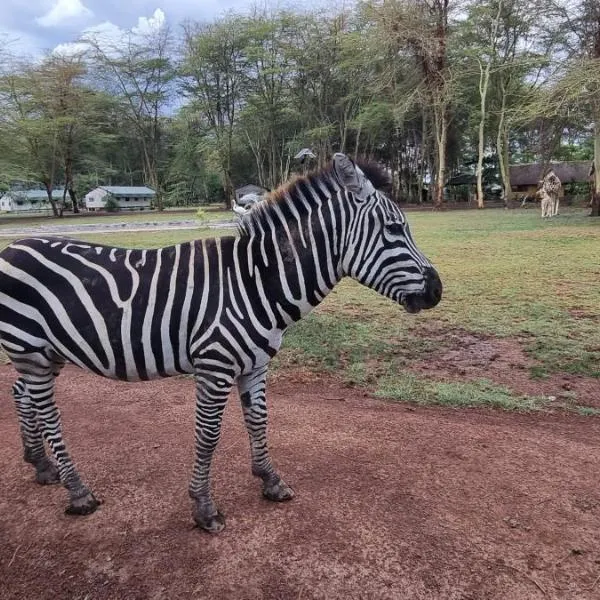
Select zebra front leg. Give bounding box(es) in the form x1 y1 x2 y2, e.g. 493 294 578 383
238 367 295 503
189 369 232 533
12 377 60 485
23 373 100 515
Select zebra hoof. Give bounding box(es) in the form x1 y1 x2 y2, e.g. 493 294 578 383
65 493 101 516
263 480 295 502
194 510 226 533
35 463 60 485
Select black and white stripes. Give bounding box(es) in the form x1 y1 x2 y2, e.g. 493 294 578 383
1 153 442 532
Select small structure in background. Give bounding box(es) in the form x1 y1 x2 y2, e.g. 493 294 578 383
509 161 592 205
234 184 268 206
0 189 63 213
445 173 476 203
85 186 155 212
294 148 317 174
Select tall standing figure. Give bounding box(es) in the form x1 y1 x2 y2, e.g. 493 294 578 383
542 168 562 217
0 154 442 533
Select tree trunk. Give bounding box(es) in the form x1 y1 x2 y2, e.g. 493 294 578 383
43 181 59 217
592 119 600 217
433 104 448 209
64 138 79 213
496 87 512 208
476 60 490 209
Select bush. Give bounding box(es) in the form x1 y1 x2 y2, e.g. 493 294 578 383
104 195 120 212
195 208 206 220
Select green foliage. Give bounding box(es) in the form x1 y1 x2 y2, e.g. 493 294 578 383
103 194 120 212
0 0 597 213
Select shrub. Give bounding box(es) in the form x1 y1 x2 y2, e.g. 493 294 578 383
104 195 120 212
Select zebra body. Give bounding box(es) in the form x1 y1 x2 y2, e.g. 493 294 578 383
1 154 441 532
1 236 286 381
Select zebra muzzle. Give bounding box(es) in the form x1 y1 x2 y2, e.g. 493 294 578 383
401 267 442 313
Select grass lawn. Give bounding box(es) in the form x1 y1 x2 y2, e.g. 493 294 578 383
0 208 233 230
275 207 600 411
0 207 598 412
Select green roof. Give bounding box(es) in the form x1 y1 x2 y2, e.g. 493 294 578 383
4 189 63 200
100 186 155 197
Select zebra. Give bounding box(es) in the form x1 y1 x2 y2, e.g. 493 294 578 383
0 153 442 533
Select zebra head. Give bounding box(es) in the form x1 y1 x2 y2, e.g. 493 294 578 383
332 153 442 313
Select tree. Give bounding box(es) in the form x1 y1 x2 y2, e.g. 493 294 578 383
84 20 174 210
0 60 63 215
180 17 248 207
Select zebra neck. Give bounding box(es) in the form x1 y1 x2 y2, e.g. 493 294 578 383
246 201 344 324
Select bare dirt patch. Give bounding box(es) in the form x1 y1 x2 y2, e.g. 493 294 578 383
412 328 600 409
1 364 600 599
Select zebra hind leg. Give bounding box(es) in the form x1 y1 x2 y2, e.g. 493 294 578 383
12 377 60 485
22 372 100 515
238 367 295 503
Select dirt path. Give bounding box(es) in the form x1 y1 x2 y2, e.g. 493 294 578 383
1 365 599 600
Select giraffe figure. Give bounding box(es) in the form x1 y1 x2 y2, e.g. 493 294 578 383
542 169 562 217
537 184 553 218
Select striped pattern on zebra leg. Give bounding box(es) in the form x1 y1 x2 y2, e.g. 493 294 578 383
238 366 294 503
188 368 234 533
22 372 100 515
12 377 60 485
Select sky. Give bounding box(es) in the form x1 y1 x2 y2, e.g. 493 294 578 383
0 0 265 58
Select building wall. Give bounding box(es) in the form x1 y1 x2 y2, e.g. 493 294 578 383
0 195 54 212
85 188 153 211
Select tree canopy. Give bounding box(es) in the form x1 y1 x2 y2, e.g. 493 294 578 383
0 0 598 214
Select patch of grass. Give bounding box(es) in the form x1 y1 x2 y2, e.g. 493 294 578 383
0 209 232 230
376 374 549 411
307 208 600 378
574 406 600 417
273 311 438 383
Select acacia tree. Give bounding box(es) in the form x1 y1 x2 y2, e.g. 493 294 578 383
461 0 504 208
239 9 301 188
84 22 174 210
372 0 453 208
35 53 96 213
529 0 600 214
180 17 247 206
0 60 63 215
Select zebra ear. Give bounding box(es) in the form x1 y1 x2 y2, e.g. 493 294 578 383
332 153 363 195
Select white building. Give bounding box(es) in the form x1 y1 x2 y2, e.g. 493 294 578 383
0 189 63 213
85 186 155 211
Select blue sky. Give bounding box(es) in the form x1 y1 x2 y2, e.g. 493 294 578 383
0 0 261 57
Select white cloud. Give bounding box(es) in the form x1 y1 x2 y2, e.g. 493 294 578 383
52 9 166 56
132 8 166 36
36 0 94 28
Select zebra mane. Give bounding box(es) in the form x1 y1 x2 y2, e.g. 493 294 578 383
237 158 390 236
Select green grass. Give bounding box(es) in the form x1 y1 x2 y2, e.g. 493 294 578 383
0 208 232 229
283 208 600 376
375 375 549 411
1 206 599 412
276 207 600 410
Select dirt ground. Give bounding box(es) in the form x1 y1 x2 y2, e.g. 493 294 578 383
1 364 600 600
412 329 600 409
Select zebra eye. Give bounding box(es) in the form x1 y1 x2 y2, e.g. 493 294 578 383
385 222 404 235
